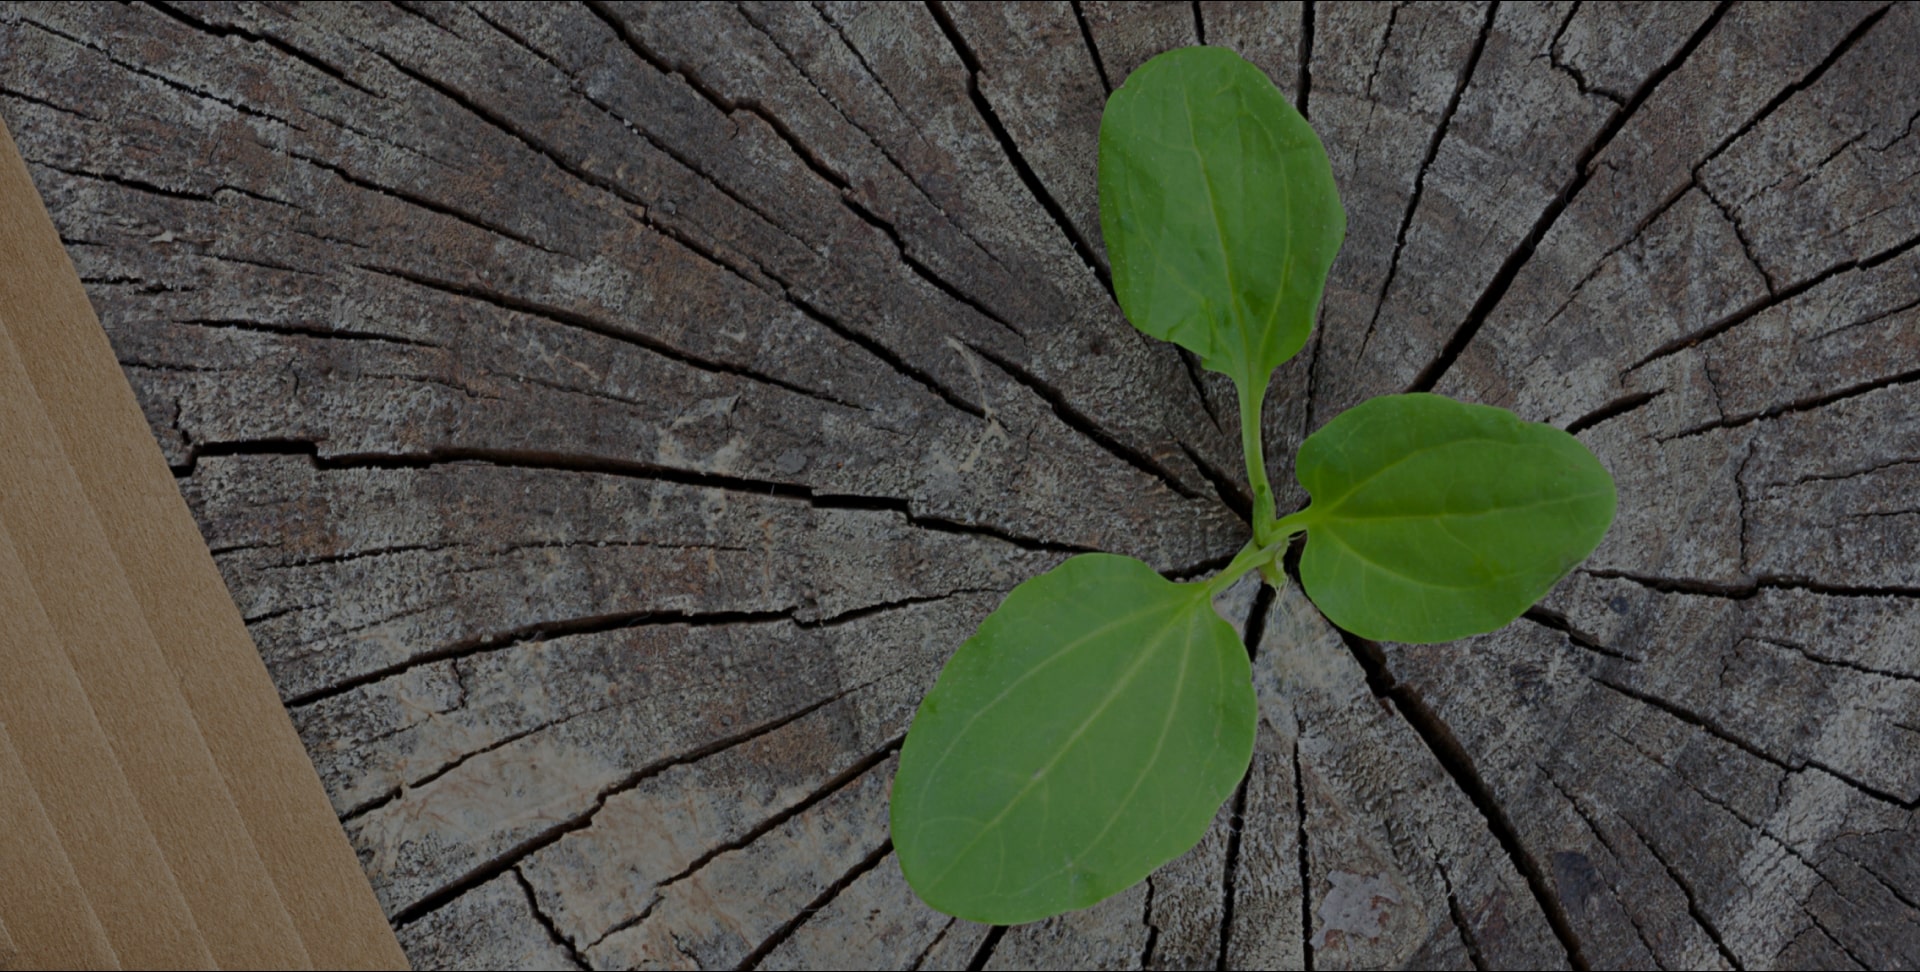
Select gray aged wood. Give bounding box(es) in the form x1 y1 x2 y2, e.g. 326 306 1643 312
4 2 1917 968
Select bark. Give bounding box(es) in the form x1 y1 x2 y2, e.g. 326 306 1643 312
4 2 1917 968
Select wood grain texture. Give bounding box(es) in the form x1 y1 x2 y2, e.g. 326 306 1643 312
4 2 1916 968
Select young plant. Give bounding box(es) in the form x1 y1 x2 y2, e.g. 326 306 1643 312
890 46 1615 925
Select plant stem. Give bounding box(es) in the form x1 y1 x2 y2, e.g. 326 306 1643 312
1239 380 1281 547
1272 507 1319 536
1206 541 1274 595
1203 513 1314 595
1204 503 1323 594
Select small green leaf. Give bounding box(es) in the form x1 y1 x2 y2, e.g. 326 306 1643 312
1291 394 1616 643
892 554 1256 925
1098 46 1345 389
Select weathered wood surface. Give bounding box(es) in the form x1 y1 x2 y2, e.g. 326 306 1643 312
5 1 1918 968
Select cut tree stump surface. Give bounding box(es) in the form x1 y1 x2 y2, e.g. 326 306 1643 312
5 2 1918 969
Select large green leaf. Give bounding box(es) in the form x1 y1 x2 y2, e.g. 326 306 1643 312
1098 46 1345 388
1292 394 1616 643
892 554 1256 924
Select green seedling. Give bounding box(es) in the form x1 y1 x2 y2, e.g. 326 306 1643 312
891 46 1615 925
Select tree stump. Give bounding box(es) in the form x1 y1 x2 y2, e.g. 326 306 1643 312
6 2 1918 968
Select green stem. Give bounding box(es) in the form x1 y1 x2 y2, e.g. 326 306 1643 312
1272 506 1319 536
1238 380 1280 547
1257 560 1288 588
1203 511 1316 595
1204 541 1276 595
